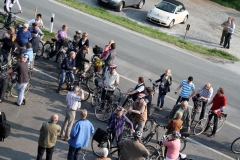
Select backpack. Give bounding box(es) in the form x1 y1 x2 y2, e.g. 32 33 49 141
0 112 11 141
93 45 103 55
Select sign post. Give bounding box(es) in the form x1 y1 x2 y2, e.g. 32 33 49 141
50 13 55 33
184 24 190 40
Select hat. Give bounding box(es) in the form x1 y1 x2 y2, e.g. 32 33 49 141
117 106 123 111
75 30 81 34
31 30 38 34
23 23 29 28
109 63 117 69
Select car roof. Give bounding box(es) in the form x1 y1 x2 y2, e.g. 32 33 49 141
162 0 184 7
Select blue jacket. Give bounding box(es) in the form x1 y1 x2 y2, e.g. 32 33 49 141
61 57 76 70
68 119 94 148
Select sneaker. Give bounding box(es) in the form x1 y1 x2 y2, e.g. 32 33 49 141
208 134 215 138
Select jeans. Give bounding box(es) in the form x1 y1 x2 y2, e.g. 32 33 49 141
3 6 11 26
223 33 232 48
60 108 76 140
102 64 109 77
58 69 75 90
37 145 54 160
175 96 189 105
134 121 146 133
157 91 165 108
15 82 28 105
67 145 81 160
205 112 218 135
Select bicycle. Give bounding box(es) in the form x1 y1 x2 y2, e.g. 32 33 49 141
91 79 102 107
149 79 159 97
57 70 90 102
122 88 135 111
0 11 21 31
85 63 102 93
42 38 57 59
91 128 133 158
231 137 240 154
56 39 72 69
190 96 206 125
193 108 227 135
94 88 123 122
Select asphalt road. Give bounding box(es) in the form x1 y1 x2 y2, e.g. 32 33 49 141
0 0 239 159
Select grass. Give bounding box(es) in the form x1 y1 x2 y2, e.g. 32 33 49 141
42 28 56 42
211 0 240 11
55 0 239 61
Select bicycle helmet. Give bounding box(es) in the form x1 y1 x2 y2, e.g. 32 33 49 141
138 93 146 99
116 106 123 111
75 30 81 34
172 131 181 138
109 63 117 69
134 131 142 138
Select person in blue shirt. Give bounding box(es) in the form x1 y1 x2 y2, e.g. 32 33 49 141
67 109 94 160
21 42 33 69
57 51 76 93
16 23 31 49
28 22 44 39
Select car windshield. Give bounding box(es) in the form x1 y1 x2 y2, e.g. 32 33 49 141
155 1 176 13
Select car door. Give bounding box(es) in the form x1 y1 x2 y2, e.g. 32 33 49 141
174 5 184 24
133 0 141 5
125 0 135 6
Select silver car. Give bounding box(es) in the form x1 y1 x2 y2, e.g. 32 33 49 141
98 0 145 12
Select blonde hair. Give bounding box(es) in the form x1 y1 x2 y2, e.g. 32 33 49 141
11 34 16 42
166 69 172 76
176 112 183 119
205 83 211 90
82 32 88 38
80 109 87 119
109 40 114 45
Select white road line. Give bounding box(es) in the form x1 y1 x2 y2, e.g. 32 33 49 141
35 68 234 160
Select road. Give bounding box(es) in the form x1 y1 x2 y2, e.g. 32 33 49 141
0 0 239 159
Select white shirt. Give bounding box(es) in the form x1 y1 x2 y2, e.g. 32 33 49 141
27 19 44 28
136 83 145 92
104 71 120 91
66 92 81 110
5 0 21 12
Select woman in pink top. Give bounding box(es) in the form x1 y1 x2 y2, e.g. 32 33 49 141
163 131 181 160
101 40 114 59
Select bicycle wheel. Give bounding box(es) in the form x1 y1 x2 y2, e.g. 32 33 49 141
0 13 7 29
78 82 90 102
95 102 112 122
216 114 226 132
91 138 110 157
43 42 52 59
145 145 160 160
190 108 197 126
123 100 134 111
86 73 101 93
10 83 29 98
180 138 186 152
193 119 208 135
143 119 155 138
37 40 44 57
231 137 240 154
57 52 65 69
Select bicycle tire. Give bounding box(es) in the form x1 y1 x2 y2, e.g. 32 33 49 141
10 83 29 98
190 108 197 126
143 119 155 139
145 145 160 160
86 73 101 93
78 82 90 102
57 52 65 69
91 88 100 106
95 102 112 122
216 114 225 132
123 100 134 111
36 40 44 57
193 119 208 135
0 13 7 29
180 138 186 152
231 137 240 154
91 138 110 157
43 42 52 59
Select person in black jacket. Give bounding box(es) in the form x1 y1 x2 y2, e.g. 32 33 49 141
75 45 91 76
57 51 76 93
30 30 40 60
0 34 16 64
77 32 89 51
155 69 172 111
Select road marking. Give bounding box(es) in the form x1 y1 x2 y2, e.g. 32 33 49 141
35 68 235 159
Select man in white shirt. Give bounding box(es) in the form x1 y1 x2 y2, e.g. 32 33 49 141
27 14 44 28
223 18 236 49
4 0 22 26
59 86 84 142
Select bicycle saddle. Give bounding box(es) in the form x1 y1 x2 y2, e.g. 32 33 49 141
51 38 57 42
180 128 190 137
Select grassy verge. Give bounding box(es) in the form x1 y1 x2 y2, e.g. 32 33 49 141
211 0 240 12
42 28 56 42
55 0 239 61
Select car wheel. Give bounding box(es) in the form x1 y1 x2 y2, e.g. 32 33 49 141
117 2 123 12
182 16 188 24
137 0 144 9
168 20 174 28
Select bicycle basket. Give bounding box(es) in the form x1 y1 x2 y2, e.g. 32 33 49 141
93 128 108 143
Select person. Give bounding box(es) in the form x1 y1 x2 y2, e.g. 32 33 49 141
28 22 44 40
0 34 16 64
162 131 181 160
128 93 147 132
155 69 172 111
118 131 150 160
77 32 89 50
55 24 68 53
16 23 32 50
100 64 120 103
37 114 61 160
102 43 116 76
166 112 183 135
223 18 235 49
57 51 76 93
174 76 195 105
101 40 114 59
3 0 22 27
220 17 231 46
2 27 15 39
145 87 153 117
70 30 81 50
5 55 28 106
60 86 84 142
30 30 40 60
94 148 111 160
74 45 91 76
205 87 227 138
21 42 34 69
192 83 213 120
67 109 94 160
0 111 7 141
126 76 145 102
27 13 44 28
107 106 134 143
168 101 190 132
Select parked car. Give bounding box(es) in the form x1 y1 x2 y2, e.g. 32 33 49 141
147 0 189 28
98 0 145 12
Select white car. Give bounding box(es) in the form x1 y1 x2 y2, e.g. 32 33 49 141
147 0 189 28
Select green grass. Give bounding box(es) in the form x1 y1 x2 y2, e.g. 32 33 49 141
211 0 240 11
42 28 56 42
55 0 239 61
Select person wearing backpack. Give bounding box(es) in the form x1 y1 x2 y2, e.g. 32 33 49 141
4 0 23 27
0 111 10 142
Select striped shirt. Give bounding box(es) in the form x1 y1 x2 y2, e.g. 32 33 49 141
199 85 213 101
179 80 195 98
66 92 81 110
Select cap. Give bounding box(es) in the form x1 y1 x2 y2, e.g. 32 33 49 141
117 106 123 111
138 93 146 99
31 30 38 34
75 30 81 34
109 63 117 69
23 23 29 28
